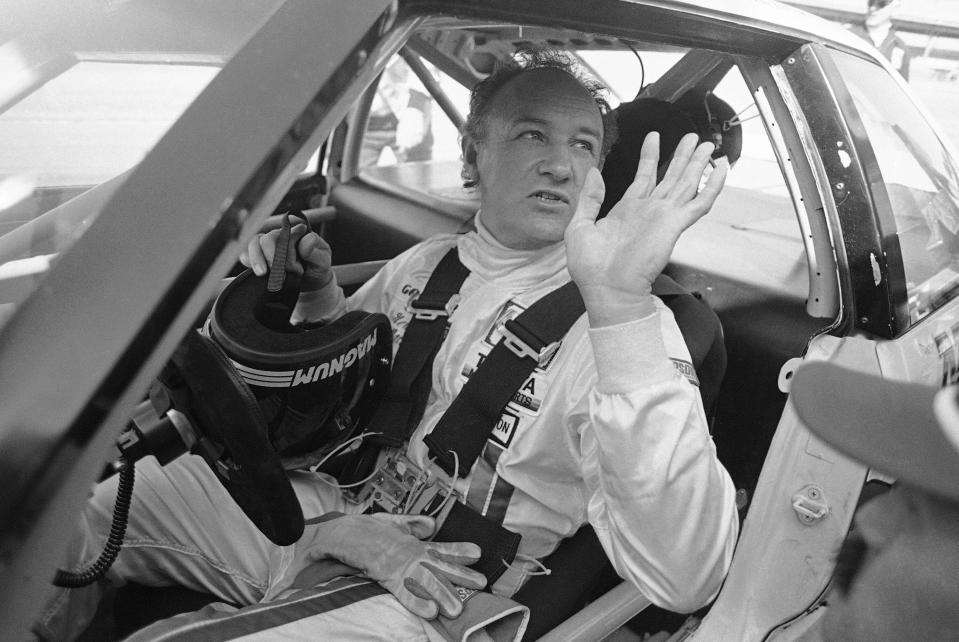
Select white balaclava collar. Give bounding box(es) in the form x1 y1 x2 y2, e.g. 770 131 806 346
457 209 569 288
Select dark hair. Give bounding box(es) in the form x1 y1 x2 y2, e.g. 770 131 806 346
460 49 619 188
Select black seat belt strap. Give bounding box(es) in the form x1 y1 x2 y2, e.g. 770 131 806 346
335 248 468 486
365 247 469 449
433 502 522 584
424 281 586 476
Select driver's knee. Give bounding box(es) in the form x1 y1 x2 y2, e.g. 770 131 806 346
31 577 109 642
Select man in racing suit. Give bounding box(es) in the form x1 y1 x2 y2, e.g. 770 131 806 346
36 50 739 641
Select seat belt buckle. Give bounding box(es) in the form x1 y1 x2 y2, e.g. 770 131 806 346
351 450 460 529
501 318 559 364
410 294 461 321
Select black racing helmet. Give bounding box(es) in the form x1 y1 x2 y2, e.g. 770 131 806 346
208 269 392 464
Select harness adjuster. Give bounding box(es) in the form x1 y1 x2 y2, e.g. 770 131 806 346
501 318 559 364
411 294 461 321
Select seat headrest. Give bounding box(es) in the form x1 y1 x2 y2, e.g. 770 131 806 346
600 98 696 217
673 90 743 167
600 93 742 218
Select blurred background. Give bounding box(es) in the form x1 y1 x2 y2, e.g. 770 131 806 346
787 0 959 146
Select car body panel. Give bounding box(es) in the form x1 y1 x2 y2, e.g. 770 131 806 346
740 56 840 321
693 332 876 640
781 44 899 337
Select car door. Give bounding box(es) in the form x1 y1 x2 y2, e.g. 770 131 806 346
0 1 398 636
694 42 959 640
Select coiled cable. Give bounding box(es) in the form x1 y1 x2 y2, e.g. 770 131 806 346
53 457 134 588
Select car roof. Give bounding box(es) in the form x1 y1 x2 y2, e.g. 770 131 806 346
677 0 878 50
3 0 881 64
398 0 882 64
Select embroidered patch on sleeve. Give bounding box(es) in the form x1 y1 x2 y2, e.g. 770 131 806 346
671 358 699 387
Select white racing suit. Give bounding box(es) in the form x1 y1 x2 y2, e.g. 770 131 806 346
37 213 739 640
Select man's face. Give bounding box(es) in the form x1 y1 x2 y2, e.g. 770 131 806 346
466 68 604 250
821 486 959 641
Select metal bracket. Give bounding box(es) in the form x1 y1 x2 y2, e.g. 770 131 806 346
352 451 459 527
501 319 559 364
410 293 461 321
792 484 829 525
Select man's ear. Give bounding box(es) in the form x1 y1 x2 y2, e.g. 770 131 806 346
461 136 480 186
462 135 479 166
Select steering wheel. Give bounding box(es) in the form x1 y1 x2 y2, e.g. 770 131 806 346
157 329 304 546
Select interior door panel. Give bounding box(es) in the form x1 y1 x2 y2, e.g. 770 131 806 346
328 170 477 264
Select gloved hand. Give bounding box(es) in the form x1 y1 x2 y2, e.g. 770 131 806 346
239 223 345 324
291 513 486 619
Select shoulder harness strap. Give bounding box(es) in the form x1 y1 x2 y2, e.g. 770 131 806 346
423 273 700 477
336 248 467 485
424 280 586 476
367 247 469 448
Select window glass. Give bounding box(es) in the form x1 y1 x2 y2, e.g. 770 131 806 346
360 56 468 168
0 62 217 190
357 48 799 294
580 49 685 105
668 63 803 297
357 53 471 206
590 48 798 292
585 48 789 199
0 60 221 325
832 50 959 325
0 0 271 330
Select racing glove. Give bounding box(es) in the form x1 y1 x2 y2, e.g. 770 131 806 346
292 513 486 620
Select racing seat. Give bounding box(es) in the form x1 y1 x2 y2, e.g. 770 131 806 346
513 97 730 639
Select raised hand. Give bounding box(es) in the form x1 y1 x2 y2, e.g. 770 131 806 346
564 132 727 326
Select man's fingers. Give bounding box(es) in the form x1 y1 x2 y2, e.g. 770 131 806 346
297 231 335 291
244 228 305 277
653 132 700 194
399 577 441 619
670 155 728 236
567 167 604 235
372 513 436 540
288 222 307 239
415 564 468 618
424 547 486 589
244 235 271 276
672 141 717 203
241 224 333 281
297 230 332 263
426 541 482 566
693 156 729 213
424 553 486 590
621 131 660 202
